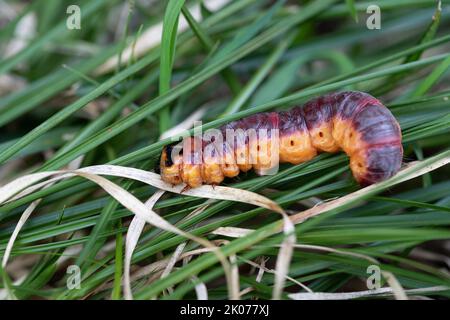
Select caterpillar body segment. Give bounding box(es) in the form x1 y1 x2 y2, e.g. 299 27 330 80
159 91 403 188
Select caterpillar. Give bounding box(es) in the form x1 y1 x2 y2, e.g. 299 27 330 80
159 91 403 188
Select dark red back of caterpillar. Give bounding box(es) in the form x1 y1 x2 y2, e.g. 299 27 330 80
160 91 403 187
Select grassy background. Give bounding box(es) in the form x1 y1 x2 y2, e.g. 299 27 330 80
0 0 449 300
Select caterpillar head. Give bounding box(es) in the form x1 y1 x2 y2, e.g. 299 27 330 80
159 143 183 185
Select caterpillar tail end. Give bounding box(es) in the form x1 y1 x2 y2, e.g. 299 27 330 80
350 143 403 186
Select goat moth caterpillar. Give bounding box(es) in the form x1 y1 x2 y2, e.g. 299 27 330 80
159 91 403 188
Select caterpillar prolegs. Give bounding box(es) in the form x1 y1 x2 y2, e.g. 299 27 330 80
159 91 403 188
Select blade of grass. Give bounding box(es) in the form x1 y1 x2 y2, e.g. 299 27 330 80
158 0 186 133
221 32 295 116
0 0 113 75
410 54 450 98
181 5 241 95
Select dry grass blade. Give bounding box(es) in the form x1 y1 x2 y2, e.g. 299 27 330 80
289 157 450 225
161 242 187 279
1 157 82 269
129 248 214 285
191 275 208 300
216 240 240 300
0 171 59 204
289 245 408 300
159 106 206 140
77 166 284 213
178 200 213 224
255 257 267 283
160 242 187 295
272 213 296 300
210 230 410 299
95 247 215 293
288 286 449 300
124 190 165 300
212 227 252 238
0 165 283 213
241 257 313 294
2 199 41 268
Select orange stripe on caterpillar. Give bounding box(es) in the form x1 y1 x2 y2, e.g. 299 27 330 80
159 91 403 188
